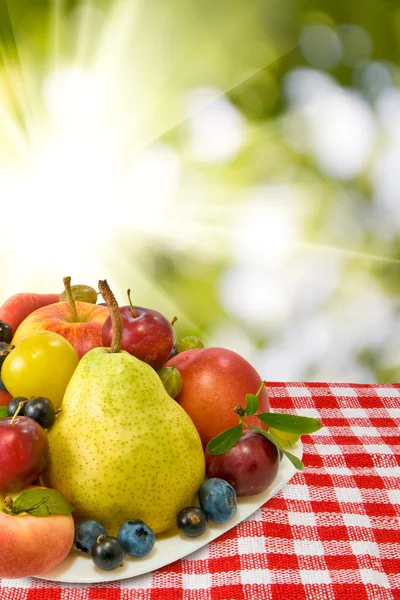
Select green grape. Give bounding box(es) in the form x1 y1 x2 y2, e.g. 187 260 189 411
176 336 204 353
156 367 182 398
59 284 98 304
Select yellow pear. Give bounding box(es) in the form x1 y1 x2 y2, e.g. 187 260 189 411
41 281 205 535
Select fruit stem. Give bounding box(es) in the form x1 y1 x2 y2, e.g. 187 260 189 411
256 380 267 398
126 289 137 318
98 280 122 353
10 400 27 425
171 316 178 326
4 497 13 511
63 276 79 323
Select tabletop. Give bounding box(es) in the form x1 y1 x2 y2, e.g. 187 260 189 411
1 381 399 600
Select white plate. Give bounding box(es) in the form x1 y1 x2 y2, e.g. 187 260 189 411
36 440 302 584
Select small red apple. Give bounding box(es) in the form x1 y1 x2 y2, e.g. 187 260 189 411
0 415 49 494
164 347 270 447
11 278 108 359
205 430 279 496
102 291 174 369
0 485 74 579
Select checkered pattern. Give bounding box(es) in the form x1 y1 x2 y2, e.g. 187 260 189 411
1 383 399 600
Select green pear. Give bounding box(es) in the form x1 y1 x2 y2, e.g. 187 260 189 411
41 281 205 535
41 347 205 535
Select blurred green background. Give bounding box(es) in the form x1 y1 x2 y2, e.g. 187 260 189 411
0 0 399 382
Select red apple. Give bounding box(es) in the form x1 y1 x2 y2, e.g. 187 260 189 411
164 347 270 447
12 301 109 359
0 485 74 579
0 293 59 333
102 299 174 369
205 430 279 496
0 416 49 493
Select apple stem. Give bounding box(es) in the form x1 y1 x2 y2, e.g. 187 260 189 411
10 400 27 425
171 316 178 327
98 280 122 353
63 276 79 323
126 289 137 318
4 497 13 511
256 380 267 398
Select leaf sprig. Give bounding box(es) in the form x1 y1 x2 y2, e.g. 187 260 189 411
2 489 74 517
206 381 322 471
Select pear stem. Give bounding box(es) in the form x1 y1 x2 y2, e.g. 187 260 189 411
63 277 79 323
126 289 137 318
98 280 122 353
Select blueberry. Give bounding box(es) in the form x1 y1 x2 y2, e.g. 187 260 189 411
24 397 55 429
177 506 208 538
75 520 107 553
117 519 155 557
198 478 237 524
91 535 126 571
7 397 28 417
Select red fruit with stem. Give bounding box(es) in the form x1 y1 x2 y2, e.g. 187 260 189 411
0 293 59 333
205 430 279 496
0 406 49 494
102 290 175 369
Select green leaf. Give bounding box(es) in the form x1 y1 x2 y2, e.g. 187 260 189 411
257 412 322 435
248 425 304 471
245 393 259 416
0 406 8 419
3 489 74 517
206 424 243 456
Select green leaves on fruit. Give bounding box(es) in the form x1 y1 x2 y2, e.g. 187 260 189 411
3 489 74 517
244 394 258 416
247 425 305 471
206 380 322 471
256 412 322 434
206 424 243 455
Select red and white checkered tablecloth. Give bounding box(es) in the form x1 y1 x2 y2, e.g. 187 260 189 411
1 382 399 600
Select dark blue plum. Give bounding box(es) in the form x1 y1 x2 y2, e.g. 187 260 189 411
117 520 155 557
198 478 237 524
75 520 107 553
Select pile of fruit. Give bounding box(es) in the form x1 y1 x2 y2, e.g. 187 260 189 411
0 277 321 579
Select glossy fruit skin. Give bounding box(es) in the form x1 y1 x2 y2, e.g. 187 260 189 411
2 331 79 410
205 430 279 497
0 321 13 344
177 506 208 538
75 520 107 553
12 302 109 359
0 342 13 369
164 347 270 447
0 293 59 333
7 397 28 417
198 478 237 524
117 520 155 557
0 485 75 579
24 397 55 429
0 416 49 493
91 535 126 571
102 306 174 370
